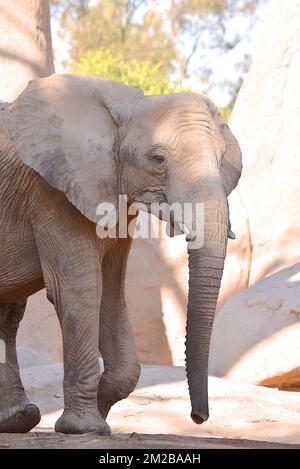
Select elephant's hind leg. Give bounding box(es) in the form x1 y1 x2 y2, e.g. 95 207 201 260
0 300 41 432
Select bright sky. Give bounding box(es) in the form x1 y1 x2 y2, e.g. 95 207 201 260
51 0 268 107
200 1 268 105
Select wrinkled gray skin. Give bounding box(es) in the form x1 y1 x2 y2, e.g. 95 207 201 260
0 75 241 434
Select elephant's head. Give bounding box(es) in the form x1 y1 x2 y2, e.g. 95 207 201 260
8 74 242 424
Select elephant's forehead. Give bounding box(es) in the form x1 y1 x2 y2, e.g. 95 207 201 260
125 95 210 151
133 93 208 122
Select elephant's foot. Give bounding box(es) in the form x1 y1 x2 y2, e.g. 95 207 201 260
97 365 141 420
55 409 111 435
0 400 41 433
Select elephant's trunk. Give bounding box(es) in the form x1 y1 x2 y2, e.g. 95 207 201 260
185 188 228 424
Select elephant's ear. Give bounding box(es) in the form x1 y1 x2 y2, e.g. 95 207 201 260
205 97 242 195
8 74 143 223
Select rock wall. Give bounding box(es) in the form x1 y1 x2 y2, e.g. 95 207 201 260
219 0 300 305
0 0 54 102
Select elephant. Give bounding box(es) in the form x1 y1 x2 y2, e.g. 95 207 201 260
0 74 242 435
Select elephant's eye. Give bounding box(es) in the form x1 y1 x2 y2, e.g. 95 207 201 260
150 154 165 164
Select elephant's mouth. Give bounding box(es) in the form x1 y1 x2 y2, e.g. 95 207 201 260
128 187 166 206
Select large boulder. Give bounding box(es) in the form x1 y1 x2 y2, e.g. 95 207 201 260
210 263 300 388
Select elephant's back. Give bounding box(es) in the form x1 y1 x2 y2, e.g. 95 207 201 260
0 102 39 215
0 101 16 195
0 101 17 181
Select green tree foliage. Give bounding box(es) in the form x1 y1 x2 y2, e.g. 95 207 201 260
72 48 182 94
52 0 174 74
51 0 264 115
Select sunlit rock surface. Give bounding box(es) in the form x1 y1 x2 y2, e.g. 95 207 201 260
210 263 300 388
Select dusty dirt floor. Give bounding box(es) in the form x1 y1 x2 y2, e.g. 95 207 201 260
0 431 298 449
2 364 300 449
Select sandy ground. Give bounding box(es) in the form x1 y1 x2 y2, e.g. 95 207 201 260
2 364 300 449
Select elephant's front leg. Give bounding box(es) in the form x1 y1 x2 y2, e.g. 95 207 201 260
98 238 141 419
35 218 110 435
54 285 111 435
